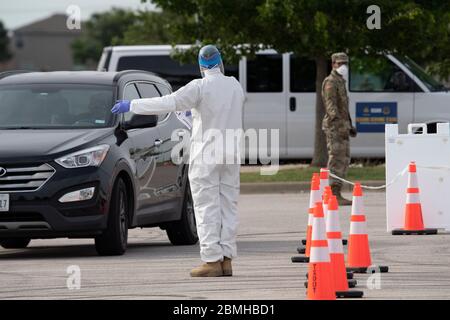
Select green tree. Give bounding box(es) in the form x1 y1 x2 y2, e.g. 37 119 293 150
72 8 187 66
121 10 188 45
72 8 137 65
0 21 11 62
147 0 450 165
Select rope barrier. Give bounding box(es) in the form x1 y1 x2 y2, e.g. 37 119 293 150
328 164 450 190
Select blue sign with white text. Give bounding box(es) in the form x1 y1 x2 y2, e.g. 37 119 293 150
355 102 398 133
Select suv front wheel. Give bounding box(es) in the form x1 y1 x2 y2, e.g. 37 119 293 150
95 178 129 256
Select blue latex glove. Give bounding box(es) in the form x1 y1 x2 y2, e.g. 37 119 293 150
111 100 131 114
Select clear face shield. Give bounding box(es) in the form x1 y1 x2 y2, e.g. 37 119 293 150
198 45 224 78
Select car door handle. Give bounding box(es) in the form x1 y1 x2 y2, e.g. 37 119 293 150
290 97 296 112
154 139 162 147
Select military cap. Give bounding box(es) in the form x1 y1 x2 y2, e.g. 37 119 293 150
331 52 349 63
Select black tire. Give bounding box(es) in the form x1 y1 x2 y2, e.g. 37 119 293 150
0 238 31 249
166 182 198 245
95 179 129 256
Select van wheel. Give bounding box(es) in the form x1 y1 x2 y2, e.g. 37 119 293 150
95 179 129 256
0 238 31 249
166 183 198 245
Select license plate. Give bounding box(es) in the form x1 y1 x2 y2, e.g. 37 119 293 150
0 194 9 212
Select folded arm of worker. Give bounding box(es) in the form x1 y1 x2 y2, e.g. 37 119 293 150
130 80 200 115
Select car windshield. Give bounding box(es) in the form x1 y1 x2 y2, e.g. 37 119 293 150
395 56 447 92
0 84 115 129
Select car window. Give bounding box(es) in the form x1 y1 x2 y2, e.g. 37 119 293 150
0 84 114 129
157 85 171 96
136 82 168 122
136 82 160 98
123 83 140 122
247 54 283 93
350 55 418 92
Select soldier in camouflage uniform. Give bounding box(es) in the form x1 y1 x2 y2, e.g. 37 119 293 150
321 52 357 206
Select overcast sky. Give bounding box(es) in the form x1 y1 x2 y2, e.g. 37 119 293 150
0 0 157 30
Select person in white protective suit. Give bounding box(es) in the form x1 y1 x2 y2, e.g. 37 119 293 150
111 45 244 277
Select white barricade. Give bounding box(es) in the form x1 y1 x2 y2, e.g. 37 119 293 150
385 123 450 232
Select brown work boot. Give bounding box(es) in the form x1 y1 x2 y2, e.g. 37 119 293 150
222 257 232 276
190 261 223 277
331 184 352 206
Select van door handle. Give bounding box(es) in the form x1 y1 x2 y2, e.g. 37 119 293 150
289 97 296 112
154 139 162 147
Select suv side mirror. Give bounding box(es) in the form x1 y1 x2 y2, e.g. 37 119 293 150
123 114 158 130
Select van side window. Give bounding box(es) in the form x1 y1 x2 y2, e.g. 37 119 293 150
350 56 419 92
118 56 199 91
123 83 141 122
117 55 240 90
247 54 283 93
290 56 316 92
225 64 239 81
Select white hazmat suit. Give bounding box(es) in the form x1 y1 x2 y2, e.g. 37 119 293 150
129 68 244 262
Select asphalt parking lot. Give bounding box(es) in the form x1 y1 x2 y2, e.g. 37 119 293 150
1 190 449 300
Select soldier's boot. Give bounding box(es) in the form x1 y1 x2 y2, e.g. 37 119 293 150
222 257 233 276
331 184 352 206
190 261 223 277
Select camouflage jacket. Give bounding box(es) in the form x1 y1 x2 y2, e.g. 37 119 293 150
321 70 352 133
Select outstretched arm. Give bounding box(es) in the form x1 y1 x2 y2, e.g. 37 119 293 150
130 80 201 115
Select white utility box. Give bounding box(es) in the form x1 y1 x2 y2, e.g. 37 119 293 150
385 123 450 232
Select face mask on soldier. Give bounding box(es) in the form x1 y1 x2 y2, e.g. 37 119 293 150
336 64 348 80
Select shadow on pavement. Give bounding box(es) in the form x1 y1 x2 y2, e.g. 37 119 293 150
0 241 197 260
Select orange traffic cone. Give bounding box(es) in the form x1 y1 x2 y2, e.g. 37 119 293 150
320 170 348 245
306 202 336 300
323 185 332 220
347 183 389 273
319 168 329 197
293 173 320 262
327 196 363 298
306 174 321 257
301 171 329 247
392 162 437 235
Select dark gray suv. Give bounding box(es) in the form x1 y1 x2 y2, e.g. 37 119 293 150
0 70 197 255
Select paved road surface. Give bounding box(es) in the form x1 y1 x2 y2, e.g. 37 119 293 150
1 191 449 300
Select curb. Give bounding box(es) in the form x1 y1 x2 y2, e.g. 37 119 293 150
240 181 384 194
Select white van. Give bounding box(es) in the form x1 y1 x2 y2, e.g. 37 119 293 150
98 45 450 159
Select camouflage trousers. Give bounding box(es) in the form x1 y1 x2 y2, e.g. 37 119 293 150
324 130 350 187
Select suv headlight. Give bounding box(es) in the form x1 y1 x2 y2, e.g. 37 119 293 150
55 145 110 168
